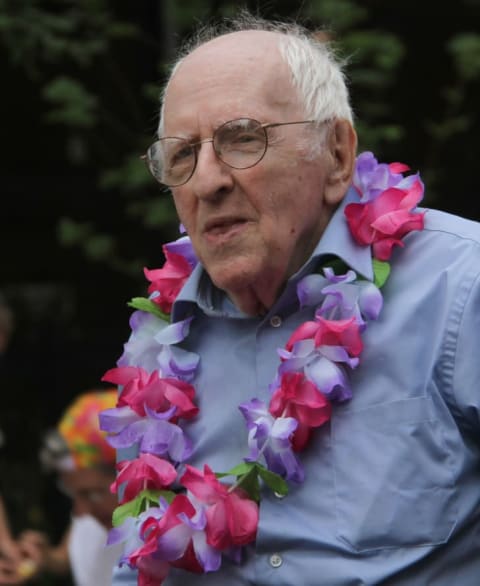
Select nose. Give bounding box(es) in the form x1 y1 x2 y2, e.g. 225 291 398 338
189 140 234 201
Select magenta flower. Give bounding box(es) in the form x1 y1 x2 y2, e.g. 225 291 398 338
109 504 172 585
107 508 168 586
286 316 363 358
128 494 220 579
277 338 355 403
345 179 426 260
180 465 259 550
269 373 331 451
102 365 198 421
145 237 197 314
164 235 198 269
137 559 170 586
111 453 177 503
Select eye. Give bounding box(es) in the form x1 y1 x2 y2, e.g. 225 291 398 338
218 121 265 152
231 130 262 145
169 143 194 167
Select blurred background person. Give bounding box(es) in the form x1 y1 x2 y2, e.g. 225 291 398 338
0 295 23 585
17 389 122 586
0 491 22 585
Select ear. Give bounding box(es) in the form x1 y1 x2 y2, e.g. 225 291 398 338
324 119 357 207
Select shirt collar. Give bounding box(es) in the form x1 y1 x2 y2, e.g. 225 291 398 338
301 186 373 281
172 185 373 321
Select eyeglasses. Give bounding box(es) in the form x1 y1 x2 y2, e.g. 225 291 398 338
142 118 317 187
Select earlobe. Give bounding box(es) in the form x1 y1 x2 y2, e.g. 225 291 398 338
324 119 357 207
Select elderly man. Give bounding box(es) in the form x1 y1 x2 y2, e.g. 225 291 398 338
105 15 480 586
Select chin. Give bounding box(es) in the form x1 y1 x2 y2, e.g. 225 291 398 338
208 258 263 293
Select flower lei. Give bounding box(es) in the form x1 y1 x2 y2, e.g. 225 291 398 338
99 152 425 585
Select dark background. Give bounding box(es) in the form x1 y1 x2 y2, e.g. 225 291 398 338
1 1 479 581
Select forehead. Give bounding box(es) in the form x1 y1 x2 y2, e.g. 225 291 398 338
163 31 303 134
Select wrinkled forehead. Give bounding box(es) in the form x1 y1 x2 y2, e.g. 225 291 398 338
162 30 302 130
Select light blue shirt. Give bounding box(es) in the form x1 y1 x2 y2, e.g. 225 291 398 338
113 188 480 585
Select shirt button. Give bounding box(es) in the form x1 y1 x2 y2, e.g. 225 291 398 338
270 315 282 328
270 553 283 568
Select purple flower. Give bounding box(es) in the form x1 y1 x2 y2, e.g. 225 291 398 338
164 235 198 270
239 399 304 483
101 404 193 463
297 274 328 308
118 314 199 382
354 151 411 202
277 340 355 402
316 268 383 328
136 494 221 575
297 269 382 329
107 502 168 566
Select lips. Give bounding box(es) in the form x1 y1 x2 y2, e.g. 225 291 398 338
203 216 249 242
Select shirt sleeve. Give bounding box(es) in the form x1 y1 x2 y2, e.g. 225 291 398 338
445 264 480 435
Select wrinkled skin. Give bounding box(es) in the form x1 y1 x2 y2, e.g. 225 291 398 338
163 30 357 315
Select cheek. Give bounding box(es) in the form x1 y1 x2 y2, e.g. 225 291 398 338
172 195 193 228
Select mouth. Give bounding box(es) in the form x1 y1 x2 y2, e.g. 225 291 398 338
203 216 249 243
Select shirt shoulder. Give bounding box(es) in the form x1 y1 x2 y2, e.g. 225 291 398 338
421 208 480 245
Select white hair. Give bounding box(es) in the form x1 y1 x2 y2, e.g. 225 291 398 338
158 13 353 135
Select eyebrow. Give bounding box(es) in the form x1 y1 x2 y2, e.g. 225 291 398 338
162 117 247 141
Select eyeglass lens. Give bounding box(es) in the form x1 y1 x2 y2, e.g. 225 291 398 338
147 118 269 187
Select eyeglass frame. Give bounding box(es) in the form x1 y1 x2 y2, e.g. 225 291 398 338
141 118 322 187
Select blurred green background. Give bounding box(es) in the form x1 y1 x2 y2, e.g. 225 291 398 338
1 0 479 583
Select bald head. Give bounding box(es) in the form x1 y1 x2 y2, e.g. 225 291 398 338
159 20 353 136
162 30 302 134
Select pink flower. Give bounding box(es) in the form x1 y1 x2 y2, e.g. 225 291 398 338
131 494 219 577
181 465 259 550
112 453 177 503
286 316 363 358
344 179 425 260
144 247 193 314
102 366 198 422
137 559 170 586
269 373 331 451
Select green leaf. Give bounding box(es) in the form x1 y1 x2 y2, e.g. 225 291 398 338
128 297 170 321
216 462 261 501
237 466 261 502
111 495 143 527
142 488 175 505
255 464 289 496
111 489 175 527
216 462 256 479
372 259 391 288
